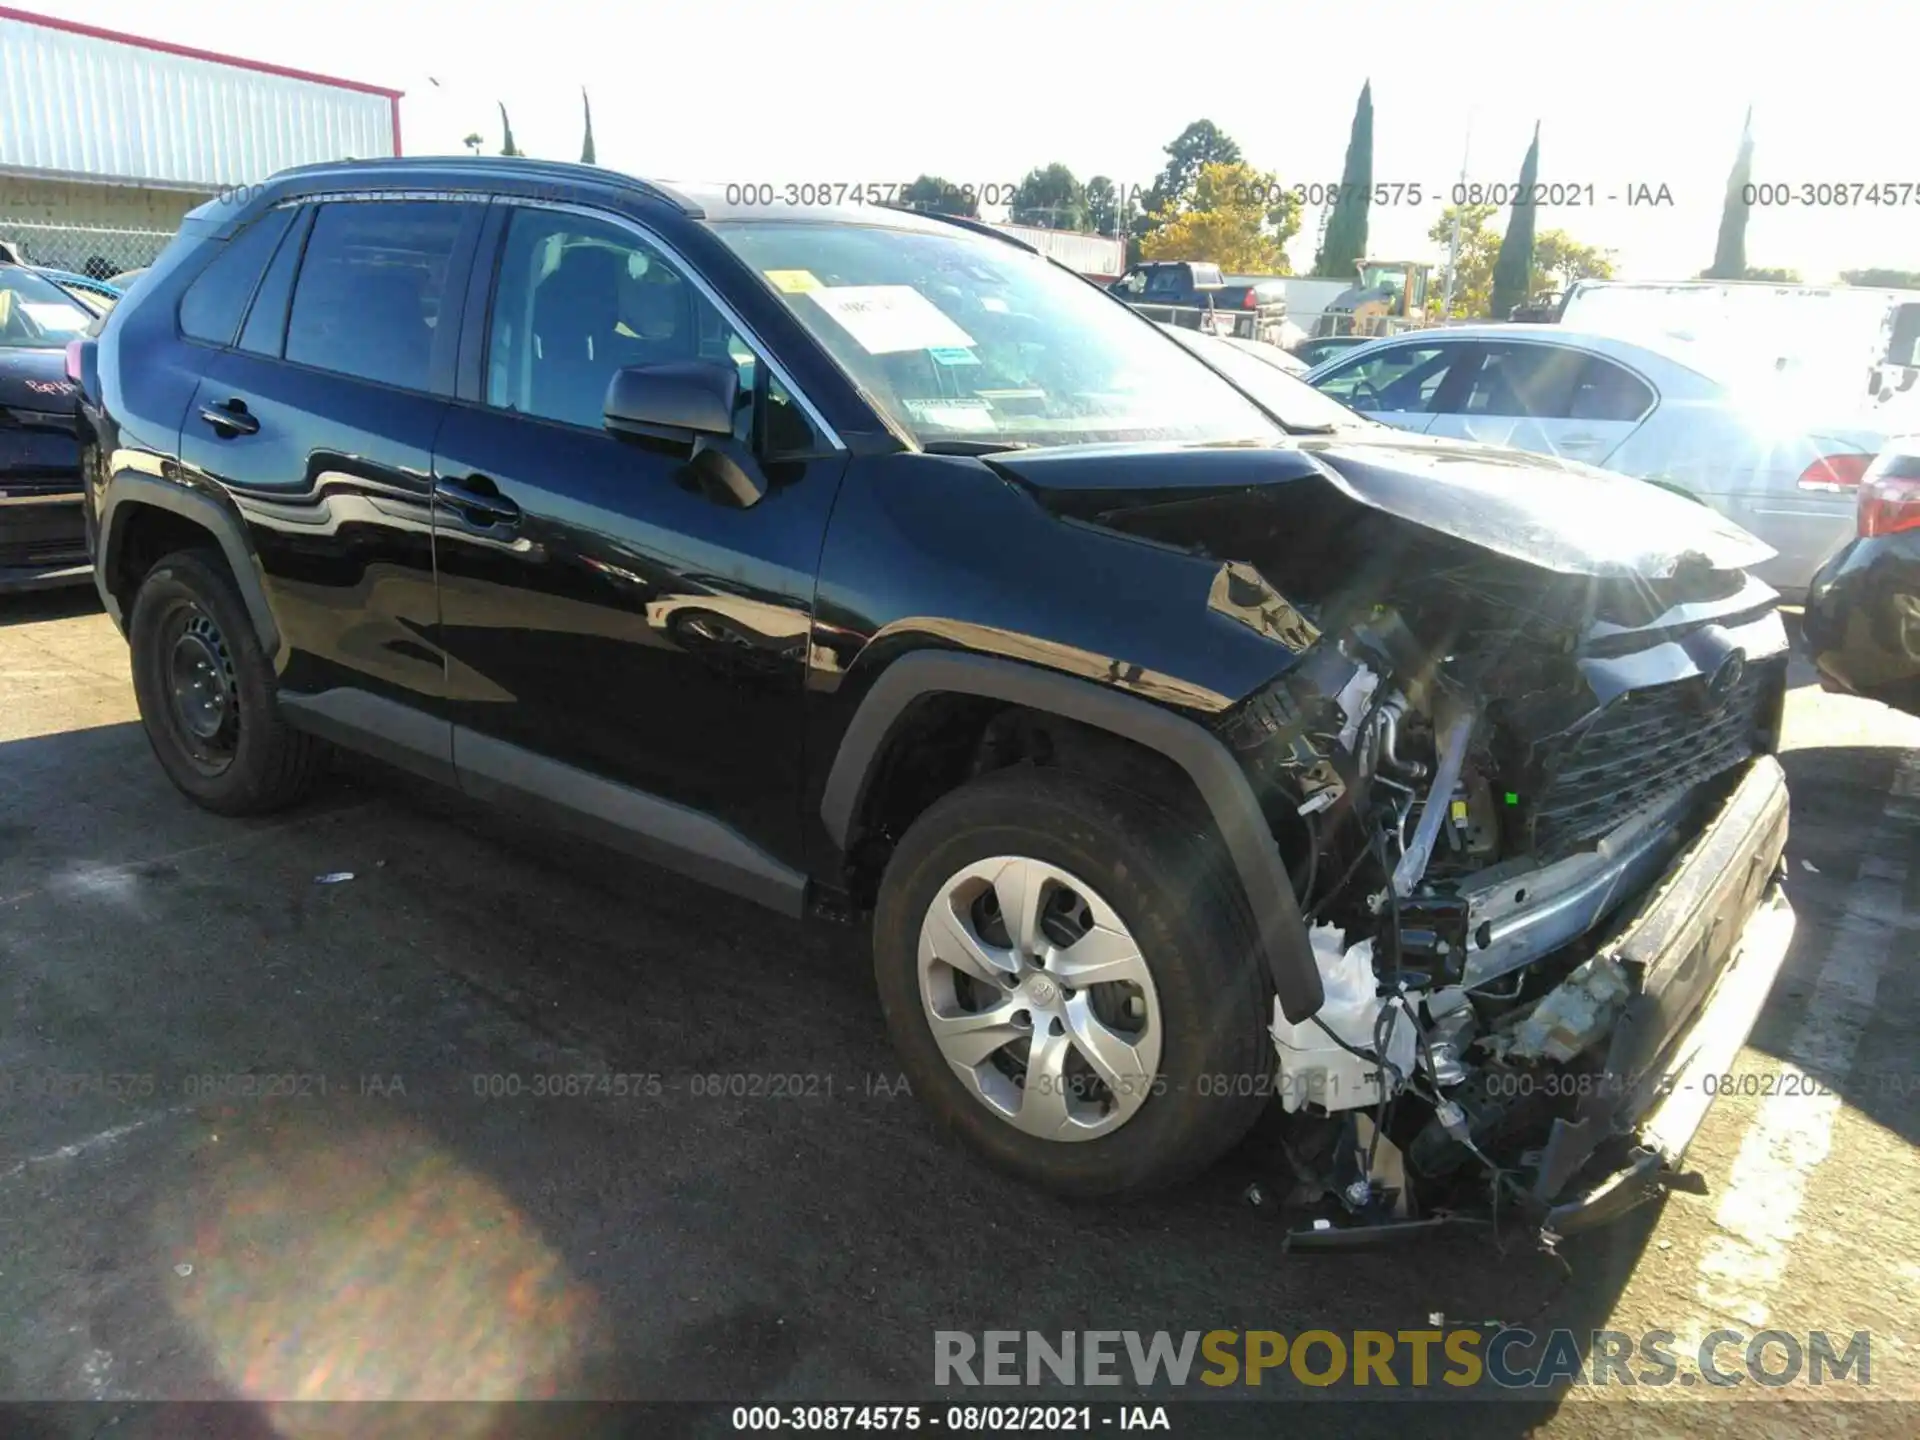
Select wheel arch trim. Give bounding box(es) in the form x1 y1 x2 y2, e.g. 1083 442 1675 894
96 472 281 661
820 649 1324 1022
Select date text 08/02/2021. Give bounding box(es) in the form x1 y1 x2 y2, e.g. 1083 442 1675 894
729 1406 1162 1432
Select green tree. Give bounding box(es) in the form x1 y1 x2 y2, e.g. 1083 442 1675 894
1533 229 1616 291
1313 81 1374 277
1741 266 1801 282
1705 108 1754 281
1840 268 1920 288
1428 202 1499 316
1085 176 1120 237
1139 162 1293 273
1489 123 1540 320
580 88 596 165
462 132 484 156
498 103 522 158
901 175 979 218
1135 120 1243 248
1010 164 1087 230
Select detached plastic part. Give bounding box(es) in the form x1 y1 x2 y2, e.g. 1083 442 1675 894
1505 954 1633 1063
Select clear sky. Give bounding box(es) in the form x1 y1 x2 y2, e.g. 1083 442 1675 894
54 0 1920 281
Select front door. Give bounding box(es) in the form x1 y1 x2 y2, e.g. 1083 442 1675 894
1310 340 1454 433
430 204 848 861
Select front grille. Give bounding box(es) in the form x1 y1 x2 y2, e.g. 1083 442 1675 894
1518 659 1781 857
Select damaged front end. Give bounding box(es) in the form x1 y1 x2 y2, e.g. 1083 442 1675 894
1195 487 1797 1244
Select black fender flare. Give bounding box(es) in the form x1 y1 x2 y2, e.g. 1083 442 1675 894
95 472 281 660
820 650 1324 1023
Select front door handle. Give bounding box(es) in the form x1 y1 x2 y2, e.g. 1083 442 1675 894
198 398 259 437
433 476 521 527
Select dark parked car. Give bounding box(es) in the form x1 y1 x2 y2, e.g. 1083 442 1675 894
1804 436 1920 715
77 158 1798 1242
0 262 94 592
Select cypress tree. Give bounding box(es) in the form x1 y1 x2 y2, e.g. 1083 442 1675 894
580 89 597 166
1489 123 1540 320
1314 82 1374 277
1706 108 1754 280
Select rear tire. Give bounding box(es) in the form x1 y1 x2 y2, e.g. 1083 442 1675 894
128 548 328 815
872 768 1272 1198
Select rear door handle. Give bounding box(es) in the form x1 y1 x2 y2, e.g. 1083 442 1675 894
198 398 259 437
433 476 521 527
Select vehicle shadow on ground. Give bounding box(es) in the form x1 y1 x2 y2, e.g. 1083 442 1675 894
0 725 1636 1416
0 587 101 629
1761 742 1920 1149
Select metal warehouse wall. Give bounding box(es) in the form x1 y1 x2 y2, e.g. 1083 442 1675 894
0 8 398 192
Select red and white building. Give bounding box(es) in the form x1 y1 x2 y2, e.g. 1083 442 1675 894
0 5 400 272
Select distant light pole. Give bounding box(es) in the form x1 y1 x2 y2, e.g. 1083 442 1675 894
1443 109 1475 316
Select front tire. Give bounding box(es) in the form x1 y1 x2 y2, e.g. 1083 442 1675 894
128 548 328 815
872 768 1272 1198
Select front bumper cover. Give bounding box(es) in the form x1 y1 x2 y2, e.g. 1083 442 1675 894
1536 753 1794 1233
1283 755 1795 1248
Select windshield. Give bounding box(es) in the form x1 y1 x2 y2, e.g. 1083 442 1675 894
0 266 93 348
709 222 1283 450
1160 326 1375 431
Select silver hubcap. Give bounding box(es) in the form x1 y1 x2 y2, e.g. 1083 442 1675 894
917 856 1162 1142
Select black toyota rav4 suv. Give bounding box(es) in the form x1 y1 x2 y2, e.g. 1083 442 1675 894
77 158 1798 1241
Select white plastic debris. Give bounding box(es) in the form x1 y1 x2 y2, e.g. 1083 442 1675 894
1429 1312 1445 1327
173 1263 193 1278
315 872 354 884
1509 955 1633 1063
1800 859 1820 874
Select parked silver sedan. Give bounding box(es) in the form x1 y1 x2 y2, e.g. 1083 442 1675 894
1305 325 1893 599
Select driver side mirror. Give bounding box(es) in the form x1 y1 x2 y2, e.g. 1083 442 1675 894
603 360 738 441
603 360 767 509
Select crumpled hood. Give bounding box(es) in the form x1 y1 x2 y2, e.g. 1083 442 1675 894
990 432 1777 581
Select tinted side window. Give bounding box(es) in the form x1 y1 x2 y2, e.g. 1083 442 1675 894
485 207 821 454
1315 344 1454 411
285 201 466 391
238 206 313 357
1458 343 1586 417
177 207 297 346
1568 356 1654 421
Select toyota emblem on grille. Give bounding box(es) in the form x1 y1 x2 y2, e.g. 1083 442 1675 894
1706 648 1747 705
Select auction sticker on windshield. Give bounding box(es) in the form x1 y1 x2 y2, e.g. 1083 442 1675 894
807 285 976 354
903 397 995 429
764 269 822 294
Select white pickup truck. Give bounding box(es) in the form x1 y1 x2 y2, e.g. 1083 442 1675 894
1558 279 1920 417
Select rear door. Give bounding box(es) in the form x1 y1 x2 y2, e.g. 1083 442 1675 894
175 196 484 759
429 201 849 862
1308 339 1460 432
1420 339 1653 464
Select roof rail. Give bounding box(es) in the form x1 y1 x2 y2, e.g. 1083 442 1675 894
272 156 704 216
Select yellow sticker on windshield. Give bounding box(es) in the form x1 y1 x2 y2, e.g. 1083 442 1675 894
765 269 822 294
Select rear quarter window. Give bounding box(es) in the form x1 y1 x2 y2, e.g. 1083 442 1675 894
177 208 298 347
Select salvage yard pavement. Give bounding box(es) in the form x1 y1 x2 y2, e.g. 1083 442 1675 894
2 588 1917 1433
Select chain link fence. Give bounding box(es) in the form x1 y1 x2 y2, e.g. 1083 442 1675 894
0 220 178 279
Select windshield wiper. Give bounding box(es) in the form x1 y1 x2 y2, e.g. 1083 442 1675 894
919 439 1033 455
1283 422 1341 435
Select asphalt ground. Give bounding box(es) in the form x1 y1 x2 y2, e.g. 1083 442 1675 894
2 587 1917 1438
